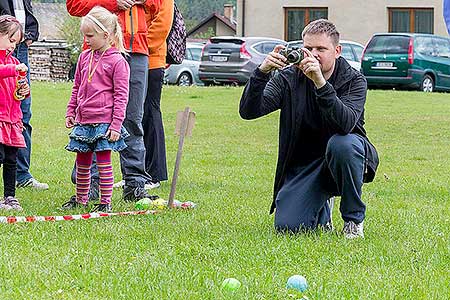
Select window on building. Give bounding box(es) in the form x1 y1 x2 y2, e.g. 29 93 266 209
389 8 433 34
285 8 328 41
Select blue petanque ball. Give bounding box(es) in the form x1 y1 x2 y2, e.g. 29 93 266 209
286 275 308 292
221 278 241 292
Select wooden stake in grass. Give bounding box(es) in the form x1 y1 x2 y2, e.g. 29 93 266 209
168 107 195 208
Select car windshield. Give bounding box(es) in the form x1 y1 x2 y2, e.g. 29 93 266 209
366 36 410 54
287 41 303 49
341 44 354 61
352 45 364 61
253 42 283 55
190 48 202 61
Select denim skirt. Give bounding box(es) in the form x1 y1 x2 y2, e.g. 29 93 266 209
65 123 129 153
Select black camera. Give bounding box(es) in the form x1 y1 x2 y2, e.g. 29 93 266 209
280 47 304 64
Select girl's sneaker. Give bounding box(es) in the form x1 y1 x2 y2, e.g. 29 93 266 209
0 196 23 211
61 195 87 210
90 203 112 213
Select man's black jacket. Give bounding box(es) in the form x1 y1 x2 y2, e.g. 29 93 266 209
239 57 379 214
0 0 39 41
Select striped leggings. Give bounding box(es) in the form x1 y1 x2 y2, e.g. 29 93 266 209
76 150 113 205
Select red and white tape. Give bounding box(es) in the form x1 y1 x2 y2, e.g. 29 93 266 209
0 210 158 224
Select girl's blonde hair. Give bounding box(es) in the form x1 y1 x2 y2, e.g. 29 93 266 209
0 15 23 42
81 6 126 53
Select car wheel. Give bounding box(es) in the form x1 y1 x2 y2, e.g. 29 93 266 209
177 72 192 86
421 75 434 92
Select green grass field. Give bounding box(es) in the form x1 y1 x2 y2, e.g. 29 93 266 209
0 83 448 299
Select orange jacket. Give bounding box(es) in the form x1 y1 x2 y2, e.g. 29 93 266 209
66 0 153 55
146 0 173 69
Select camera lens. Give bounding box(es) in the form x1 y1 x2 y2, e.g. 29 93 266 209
287 50 302 64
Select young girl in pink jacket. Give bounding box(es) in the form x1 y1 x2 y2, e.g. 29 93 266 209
0 15 30 211
62 6 130 213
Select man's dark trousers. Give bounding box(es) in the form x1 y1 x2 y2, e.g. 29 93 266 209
120 53 151 188
274 134 366 232
142 68 167 183
14 42 33 184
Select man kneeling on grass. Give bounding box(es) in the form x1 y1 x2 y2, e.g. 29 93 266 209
239 19 379 238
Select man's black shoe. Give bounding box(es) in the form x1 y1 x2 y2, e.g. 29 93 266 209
123 186 158 202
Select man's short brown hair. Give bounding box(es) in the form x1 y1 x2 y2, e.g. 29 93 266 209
301 19 339 46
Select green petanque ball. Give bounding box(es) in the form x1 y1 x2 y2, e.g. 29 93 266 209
135 198 152 210
221 278 241 292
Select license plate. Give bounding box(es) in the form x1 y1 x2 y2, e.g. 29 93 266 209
376 62 393 68
211 56 228 62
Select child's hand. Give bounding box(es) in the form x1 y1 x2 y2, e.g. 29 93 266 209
16 63 28 73
17 83 30 97
65 117 75 128
106 129 120 142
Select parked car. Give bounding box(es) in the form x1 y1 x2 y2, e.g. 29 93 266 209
286 40 364 70
361 33 450 92
164 42 203 86
198 36 286 85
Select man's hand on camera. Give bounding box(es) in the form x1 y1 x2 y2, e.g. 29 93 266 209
297 48 326 89
117 0 135 10
258 45 288 74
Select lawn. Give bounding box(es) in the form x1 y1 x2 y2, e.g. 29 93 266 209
0 83 448 299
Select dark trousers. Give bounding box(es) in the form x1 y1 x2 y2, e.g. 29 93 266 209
13 42 33 184
142 68 168 182
120 53 151 187
274 134 366 232
0 145 19 197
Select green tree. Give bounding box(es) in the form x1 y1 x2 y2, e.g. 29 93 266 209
192 27 215 39
37 0 237 33
58 15 82 65
176 0 237 31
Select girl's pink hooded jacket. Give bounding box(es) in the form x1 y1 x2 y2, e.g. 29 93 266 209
0 50 23 123
66 47 130 132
